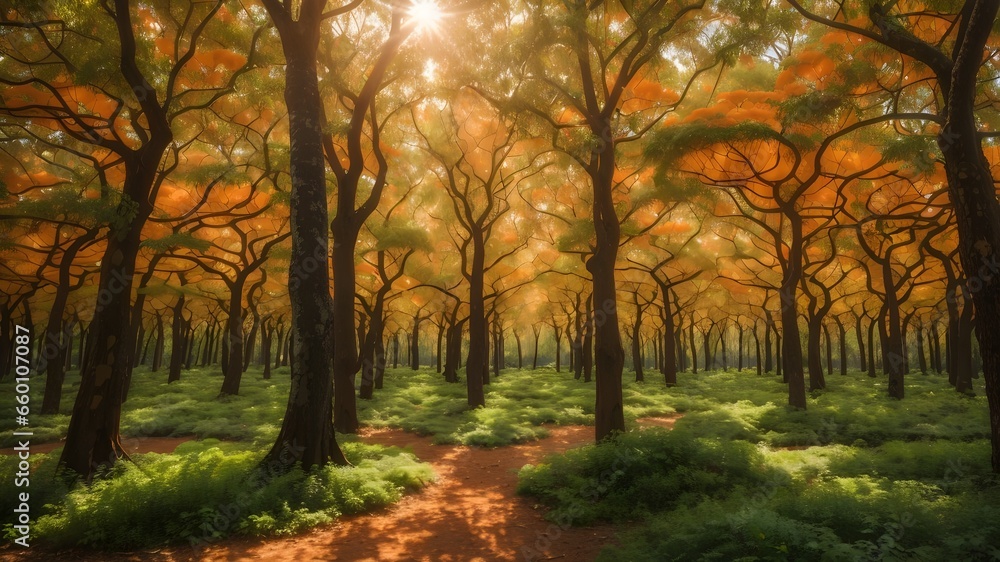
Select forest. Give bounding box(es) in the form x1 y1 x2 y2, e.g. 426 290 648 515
1 0 999 560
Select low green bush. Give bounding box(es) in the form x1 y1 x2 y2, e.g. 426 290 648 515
517 427 779 525
598 477 1000 561
2 441 433 550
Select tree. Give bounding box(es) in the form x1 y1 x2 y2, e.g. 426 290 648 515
1 0 258 478
509 0 766 440
413 87 544 406
785 0 1000 474
258 0 355 470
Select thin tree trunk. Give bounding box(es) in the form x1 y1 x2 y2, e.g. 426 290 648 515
167 293 186 383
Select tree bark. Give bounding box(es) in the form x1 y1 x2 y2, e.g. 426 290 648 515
167 292 186 384
261 0 348 470
151 313 165 373
582 296 594 383
631 292 643 382
42 230 98 414
835 316 847 376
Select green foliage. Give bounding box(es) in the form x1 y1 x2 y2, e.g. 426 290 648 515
5 187 125 227
2 442 432 549
778 91 846 128
512 369 996 561
880 134 939 174
518 428 776 525
370 223 432 252
359 368 598 446
2 363 994 555
141 232 212 252
599 478 1000 562
646 122 783 170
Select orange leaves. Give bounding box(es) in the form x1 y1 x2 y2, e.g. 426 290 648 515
681 90 783 130
171 49 248 89
194 49 248 73
621 78 680 114
3 170 58 193
650 220 692 236
776 50 836 91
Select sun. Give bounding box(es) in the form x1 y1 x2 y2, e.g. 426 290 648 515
406 0 442 33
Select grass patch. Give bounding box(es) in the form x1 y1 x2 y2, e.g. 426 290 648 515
598 476 1000 561
515 369 997 561
2 361 995 556
517 428 779 525
358 367 677 446
0 366 293 448
1 441 433 549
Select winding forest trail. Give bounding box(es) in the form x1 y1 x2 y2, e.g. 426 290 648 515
19 415 680 562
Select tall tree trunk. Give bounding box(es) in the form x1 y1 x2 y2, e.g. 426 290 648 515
573 294 584 380
151 313 165 373
586 114 627 441
41 230 99 414
167 293 186 384
807 317 826 391
779 218 807 409
262 324 273 381
465 235 488 406
754 323 762 376
261 2 348 470
882 262 906 399
916 321 928 374
867 314 878 378
702 326 711 372
689 318 698 374
184 322 196 370
243 309 259 372
139 325 152 367
437 322 444 373
737 324 744 372
933 0 1000 470
443 318 464 383
835 317 847 376
631 292 643 382
59 225 149 477
553 324 562 373
132 322 146 370
856 315 867 372
675 320 685 372
582 296 594 383
220 281 246 396
274 326 286 369
775 331 783 380
360 300 385 400
764 309 774 373
955 303 975 394
531 327 540 370
930 322 942 373
410 314 422 371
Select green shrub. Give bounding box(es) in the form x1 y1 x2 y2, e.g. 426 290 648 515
517 427 778 525
599 478 1000 562
3 443 433 550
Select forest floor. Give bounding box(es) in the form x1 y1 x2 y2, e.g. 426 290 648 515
10 416 679 562
0 436 194 456
3 367 996 560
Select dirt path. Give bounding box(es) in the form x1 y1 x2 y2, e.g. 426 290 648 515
0 436 194 456
178 425 613 562
12 415 680 562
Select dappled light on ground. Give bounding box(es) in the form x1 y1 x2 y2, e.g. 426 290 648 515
188 426 613 561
